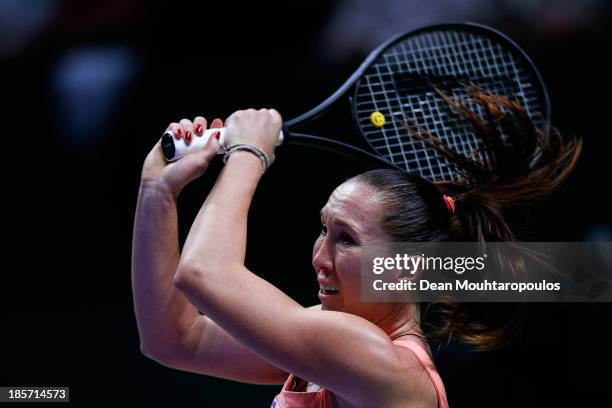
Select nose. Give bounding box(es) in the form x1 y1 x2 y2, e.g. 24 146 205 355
312 236 333 274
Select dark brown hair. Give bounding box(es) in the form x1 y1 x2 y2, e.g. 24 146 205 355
353 87 582 350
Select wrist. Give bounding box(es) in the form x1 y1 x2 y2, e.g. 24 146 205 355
139 177 178 202
224 146 271 174
225 149 263 164
224 150 266 176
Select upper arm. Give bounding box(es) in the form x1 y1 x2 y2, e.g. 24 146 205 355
151 314 289 385
147 304 325 385
175 265 410 405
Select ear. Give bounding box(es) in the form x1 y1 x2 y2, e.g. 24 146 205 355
394 255 424 282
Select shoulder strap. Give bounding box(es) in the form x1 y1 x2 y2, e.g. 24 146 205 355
393 340 449 408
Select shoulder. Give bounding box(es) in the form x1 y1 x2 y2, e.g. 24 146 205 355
306 304 322 311
301 306 438 406
330 341 439 407
390 340 439 407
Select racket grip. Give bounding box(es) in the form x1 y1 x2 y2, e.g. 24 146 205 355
161 127 284 162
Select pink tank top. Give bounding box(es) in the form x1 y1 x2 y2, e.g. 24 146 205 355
269 339 449 408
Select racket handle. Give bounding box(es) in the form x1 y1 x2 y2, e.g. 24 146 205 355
161 127 284 162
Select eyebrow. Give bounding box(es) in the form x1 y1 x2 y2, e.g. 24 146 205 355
320 210 357 233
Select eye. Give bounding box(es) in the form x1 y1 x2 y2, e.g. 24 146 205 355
339 232 355 245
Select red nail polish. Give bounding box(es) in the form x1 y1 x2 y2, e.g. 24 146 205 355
177 128 183 137
195 124 203 136
185 131 192 142
213 130 221 140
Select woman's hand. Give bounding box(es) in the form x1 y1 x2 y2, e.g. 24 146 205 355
141 117 224 197
224 109 282 165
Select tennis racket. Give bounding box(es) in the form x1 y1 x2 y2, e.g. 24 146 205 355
162 22 550 183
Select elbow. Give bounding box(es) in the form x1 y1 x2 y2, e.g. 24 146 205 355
174 259 240 295
140 341 180 369
173 261 204 293
140 341 158 361
140 341 169 365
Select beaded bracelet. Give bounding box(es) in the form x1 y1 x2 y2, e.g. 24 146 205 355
222 144 270 174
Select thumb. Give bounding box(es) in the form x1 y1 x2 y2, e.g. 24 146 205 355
169 131 222 182
207 130 222 153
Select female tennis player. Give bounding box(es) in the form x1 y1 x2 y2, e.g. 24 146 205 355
132 90 580 407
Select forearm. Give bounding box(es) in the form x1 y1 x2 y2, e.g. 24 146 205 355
174 151 305 360
131 180 201 356
180 151 263 270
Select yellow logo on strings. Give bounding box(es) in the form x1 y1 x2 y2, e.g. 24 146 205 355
370 112 385 127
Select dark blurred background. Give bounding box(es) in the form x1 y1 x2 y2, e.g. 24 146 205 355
1 0 611 406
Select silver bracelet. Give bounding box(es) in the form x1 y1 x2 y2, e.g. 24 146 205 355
222 144 270 174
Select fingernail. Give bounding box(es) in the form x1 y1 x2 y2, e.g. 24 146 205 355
185 131 192 142
213 130 221 140
195 124 203 136
177 128 183 137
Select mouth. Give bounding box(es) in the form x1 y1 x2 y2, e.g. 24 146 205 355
318 284 340 296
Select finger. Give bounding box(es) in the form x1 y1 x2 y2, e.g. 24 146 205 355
168 123 182 138
210 117 223 129
170 150 211 184
181 131 221 177
193 116 207 136
224 110 241 127
268 109 282 126
179 118 193 143
144 137 166 169
205 130 222 154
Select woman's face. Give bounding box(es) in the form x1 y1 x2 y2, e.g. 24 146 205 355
312 180 391 318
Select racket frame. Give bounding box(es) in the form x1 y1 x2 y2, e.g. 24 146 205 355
282 22 551 175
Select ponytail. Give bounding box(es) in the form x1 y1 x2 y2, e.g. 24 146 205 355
430 88 581 350
357 87 581 350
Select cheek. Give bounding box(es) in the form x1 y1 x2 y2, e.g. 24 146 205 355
336 252 361 286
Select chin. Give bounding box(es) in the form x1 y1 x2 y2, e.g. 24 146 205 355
319 299 339 312
320 301 344 312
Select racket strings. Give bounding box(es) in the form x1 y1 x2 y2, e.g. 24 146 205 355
353 28 547 182
398 116 480 182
